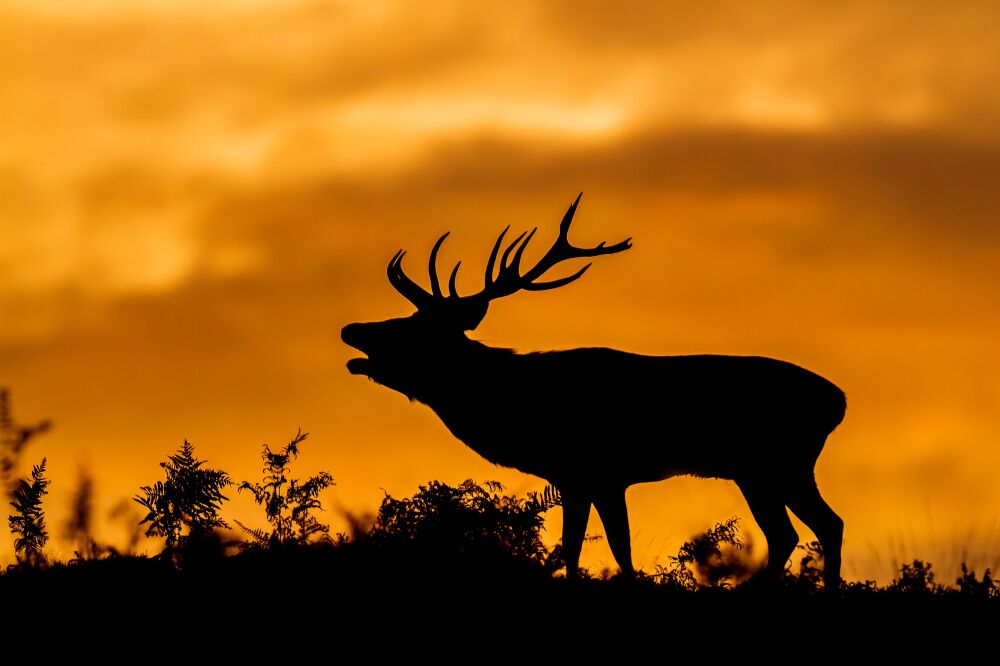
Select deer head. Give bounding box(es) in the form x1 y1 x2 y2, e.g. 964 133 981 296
341 194 632 396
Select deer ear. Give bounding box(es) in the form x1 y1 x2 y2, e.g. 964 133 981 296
462 301 490 331
452 299 489 331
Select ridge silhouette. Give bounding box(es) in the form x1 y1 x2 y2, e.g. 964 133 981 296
342 193 846 589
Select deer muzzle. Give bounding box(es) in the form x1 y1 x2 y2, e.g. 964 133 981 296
341 323 372 376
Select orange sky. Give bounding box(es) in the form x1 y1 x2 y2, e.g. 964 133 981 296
2 0 999 580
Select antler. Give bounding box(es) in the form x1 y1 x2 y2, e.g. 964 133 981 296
386 193 631 329
477 192 632 300
387 250 432 309
387 232 464 308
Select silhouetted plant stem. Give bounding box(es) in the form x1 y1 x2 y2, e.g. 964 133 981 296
134 440 231 557
8 458 50 566
236 429 335 548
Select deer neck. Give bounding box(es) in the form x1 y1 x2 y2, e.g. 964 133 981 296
410 337 515 419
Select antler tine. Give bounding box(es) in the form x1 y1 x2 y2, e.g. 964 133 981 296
495 230 528 282
387 250 434 308
523 263 591 291
518 193 631 285
477 228 538 299
484 226 510 288
428 232 450 297
508 228 537 277
473 193 631 302
386 250 405 284
558 191 584 239
447 261 462 298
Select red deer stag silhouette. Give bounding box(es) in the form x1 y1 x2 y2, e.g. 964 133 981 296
342 194 846 588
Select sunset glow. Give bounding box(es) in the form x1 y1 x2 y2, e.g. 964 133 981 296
2 0 999 579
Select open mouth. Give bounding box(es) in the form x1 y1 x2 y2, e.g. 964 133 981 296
346 356 371 376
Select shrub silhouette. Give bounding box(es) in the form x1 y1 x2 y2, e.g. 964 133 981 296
785 540 825 592
0 464 998 621
655 517 748 590
236 429 335 547
955 563 997 599
369 479 563 574
890 559 942 594
134 440 232 554
8 458 50 566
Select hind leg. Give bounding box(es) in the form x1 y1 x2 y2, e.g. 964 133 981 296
784 475 844 590
736 479 798 581
594 488 634 577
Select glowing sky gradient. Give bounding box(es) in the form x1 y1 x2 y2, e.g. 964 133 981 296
2 0 999 579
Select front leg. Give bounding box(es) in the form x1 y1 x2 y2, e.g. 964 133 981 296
561 491 591 578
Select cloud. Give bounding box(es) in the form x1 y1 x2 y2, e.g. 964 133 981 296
3 0 999 574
